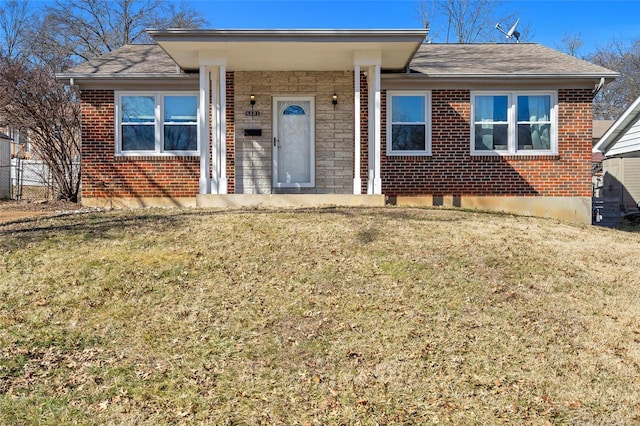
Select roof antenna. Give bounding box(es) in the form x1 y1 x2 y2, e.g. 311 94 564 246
495 18 520 43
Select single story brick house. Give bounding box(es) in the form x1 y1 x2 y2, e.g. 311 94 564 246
56 29 617 223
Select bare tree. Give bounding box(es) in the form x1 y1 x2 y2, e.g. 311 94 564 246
0 0 30 60
0 59 81 201
557 33 584 57
0 0 209 202
589 39 640 120
417 0 524 43
35 0 207 63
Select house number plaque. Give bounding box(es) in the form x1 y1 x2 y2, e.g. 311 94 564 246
245 111 261 116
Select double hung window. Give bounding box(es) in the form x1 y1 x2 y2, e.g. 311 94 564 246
116 92 198 155
471 91 556 155
387 91 431 156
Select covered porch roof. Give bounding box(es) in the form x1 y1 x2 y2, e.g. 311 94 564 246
146 29 428 71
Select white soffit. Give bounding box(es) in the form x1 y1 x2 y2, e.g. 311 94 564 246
148 29 428 71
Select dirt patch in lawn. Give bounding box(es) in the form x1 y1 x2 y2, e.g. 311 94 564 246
0 200 82 223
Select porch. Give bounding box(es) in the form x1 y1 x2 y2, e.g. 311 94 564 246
147 29 428 197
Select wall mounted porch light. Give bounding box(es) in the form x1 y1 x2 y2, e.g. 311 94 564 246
250 94 256 108
332 93 338 109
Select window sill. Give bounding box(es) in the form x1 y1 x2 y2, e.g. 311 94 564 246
470 152 560 161
115 153 200 161
386 151 432 157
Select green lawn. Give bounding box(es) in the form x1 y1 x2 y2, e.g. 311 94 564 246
1 207 639 425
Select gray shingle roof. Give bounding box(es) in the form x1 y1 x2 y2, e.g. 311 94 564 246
59 41 617 80
408 43 617 77
60 44 181 76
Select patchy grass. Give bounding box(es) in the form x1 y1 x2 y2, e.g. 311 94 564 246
1 207 639 425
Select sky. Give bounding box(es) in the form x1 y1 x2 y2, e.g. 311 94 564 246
188 0 640 56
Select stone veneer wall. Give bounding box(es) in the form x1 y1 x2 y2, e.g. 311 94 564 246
233 71 354 194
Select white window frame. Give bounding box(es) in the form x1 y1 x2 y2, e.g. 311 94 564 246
386 90 432 156
470 90 558 156
115 91 199 156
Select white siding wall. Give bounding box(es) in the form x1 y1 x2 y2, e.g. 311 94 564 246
602 157 640 211
0 142 10 199
608 116 640 157
622 157 640 209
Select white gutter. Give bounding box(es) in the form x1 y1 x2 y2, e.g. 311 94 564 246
382 73 618 80
147 28 429 43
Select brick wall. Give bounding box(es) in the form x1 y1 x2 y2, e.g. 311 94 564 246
81 83 592 201
81 90 199 199
359 72 369 194
380 88 593 197
226 72 235 194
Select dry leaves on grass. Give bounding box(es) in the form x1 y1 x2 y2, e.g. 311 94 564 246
1 207 640 425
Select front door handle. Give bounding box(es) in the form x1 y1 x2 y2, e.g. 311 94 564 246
274 137 277 147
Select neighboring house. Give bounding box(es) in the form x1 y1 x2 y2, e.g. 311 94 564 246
593 120 614 146
0 132 13 199
593 95 640 214
56 29 617 223
592 120 614 186
0 126 32 159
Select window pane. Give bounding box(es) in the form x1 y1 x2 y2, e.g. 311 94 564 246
474 124 508 150
283 105 306 115
392 96 424 122
122 125 155 150
164 125 197 151
517 95 550 122
392 124 425 151
518 123 550 150
122 96 155 123
474 96 508 122
164 96 197 123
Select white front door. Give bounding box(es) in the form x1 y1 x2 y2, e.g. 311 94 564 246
273 97 315 188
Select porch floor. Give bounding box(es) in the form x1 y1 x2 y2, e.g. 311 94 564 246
196 194 385 209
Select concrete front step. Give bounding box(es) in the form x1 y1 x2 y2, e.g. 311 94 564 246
196 194 385 208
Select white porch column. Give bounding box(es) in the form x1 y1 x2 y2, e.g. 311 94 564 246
353 65 362 195
367 68 374 194
355 50 381 196
218 65 228 194
199 65 211 194
199 53 227 194
372 63 382 195
210 66 220 194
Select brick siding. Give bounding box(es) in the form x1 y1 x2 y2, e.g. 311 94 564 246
80 90 199 199
359 71 369 194
81 83 593 201
379 88 593 197
226 72 235 193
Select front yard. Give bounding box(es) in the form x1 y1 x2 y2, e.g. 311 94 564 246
0 207 638 424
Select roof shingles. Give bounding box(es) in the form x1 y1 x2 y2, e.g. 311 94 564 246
62 44 181 75
60 41 617 80
409 43 617 77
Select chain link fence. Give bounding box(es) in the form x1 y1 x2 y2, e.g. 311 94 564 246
10 159 54 200
0 159 49 200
